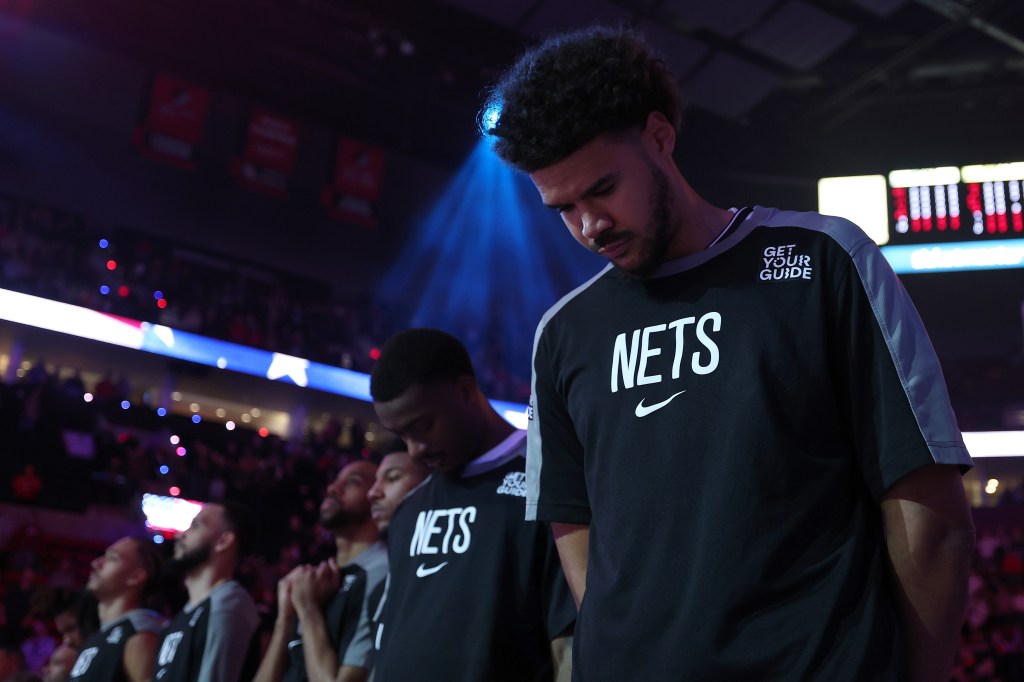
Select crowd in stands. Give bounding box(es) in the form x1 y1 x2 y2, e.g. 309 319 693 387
0 193 532 402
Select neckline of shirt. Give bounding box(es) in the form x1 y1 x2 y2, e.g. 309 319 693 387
460 429 527 478
648 205 758 279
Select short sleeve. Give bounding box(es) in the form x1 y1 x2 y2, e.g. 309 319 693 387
828 233 972 498
200 584 260 682
526 322 591 524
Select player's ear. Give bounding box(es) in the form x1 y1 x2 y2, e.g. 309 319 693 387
125 566 147 590
644 111 676 158
455 374 478 401
214 530 236 554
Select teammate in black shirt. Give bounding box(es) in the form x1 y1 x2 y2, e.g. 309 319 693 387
254 460 385 682
367 441 430 537
69 537 163 682
370 328 575 681
479 25 977 681
154 501 260 682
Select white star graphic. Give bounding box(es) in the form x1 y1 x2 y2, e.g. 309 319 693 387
266 353 310 387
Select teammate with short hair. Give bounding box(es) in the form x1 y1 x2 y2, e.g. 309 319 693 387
370 328 575 681
481 24 977 681
254 460 385 682
50 589 98 650
153 501 261 682
69 537 164 682
367 441 430 536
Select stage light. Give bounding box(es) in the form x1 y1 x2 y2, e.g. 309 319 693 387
192 414 201 424
120 400 130 410
156 407 167 416
83 393 93 402
99 239 109 249
99 285 110 295
377 140 599 368
159 465 169 475
106 260 117 270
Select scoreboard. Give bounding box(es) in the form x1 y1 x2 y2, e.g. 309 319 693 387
819 162 1024 273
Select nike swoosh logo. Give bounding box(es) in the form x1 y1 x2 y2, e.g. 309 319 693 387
635 390 686 417
415 561 449 578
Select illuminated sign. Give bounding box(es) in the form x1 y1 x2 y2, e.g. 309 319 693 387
819 162 1024 261
0 287 526 424
880 238 1024 273
141 493 203 533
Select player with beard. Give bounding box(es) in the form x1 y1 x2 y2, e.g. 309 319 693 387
152 502 260 682
254 459 386 682
481 25 976 681
69 537 163 682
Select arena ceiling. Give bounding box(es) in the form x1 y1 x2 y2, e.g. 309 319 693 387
10 0 1024 172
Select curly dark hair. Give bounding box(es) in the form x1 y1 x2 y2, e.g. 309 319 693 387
370 328 475 402
480 25 685 172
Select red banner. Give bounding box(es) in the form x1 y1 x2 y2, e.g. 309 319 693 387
322 138 387 227
132 74 209 170
232 108 301 198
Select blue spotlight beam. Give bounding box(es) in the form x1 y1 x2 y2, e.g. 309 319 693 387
377 140 601 376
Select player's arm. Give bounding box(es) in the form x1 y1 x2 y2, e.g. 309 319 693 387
292 562 351 682
550 635 572 682
334 665 369 682
552 523 589 610
122 631 158 682
253 567 302 682
880 463 975 682
197 588 260 682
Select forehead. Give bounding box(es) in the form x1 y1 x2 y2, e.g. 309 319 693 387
529 134 636 203
378 452 413 473
336 461 377 484
374 383 451 429
194 504 223 525
107 537 137 560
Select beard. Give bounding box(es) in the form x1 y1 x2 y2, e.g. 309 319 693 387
167 541 212 575
320 504 370 531
617 161 675 279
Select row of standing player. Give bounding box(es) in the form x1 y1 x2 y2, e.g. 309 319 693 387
60 328 575 682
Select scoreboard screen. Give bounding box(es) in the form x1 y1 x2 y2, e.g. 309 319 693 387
819 162 1024 273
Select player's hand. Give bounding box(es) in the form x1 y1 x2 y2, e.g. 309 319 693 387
291 560 340 611
276 565 305 621
313 559 342 602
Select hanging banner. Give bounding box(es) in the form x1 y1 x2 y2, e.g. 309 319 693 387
231 108 300 199
131 74 209 170
322 138 387 227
